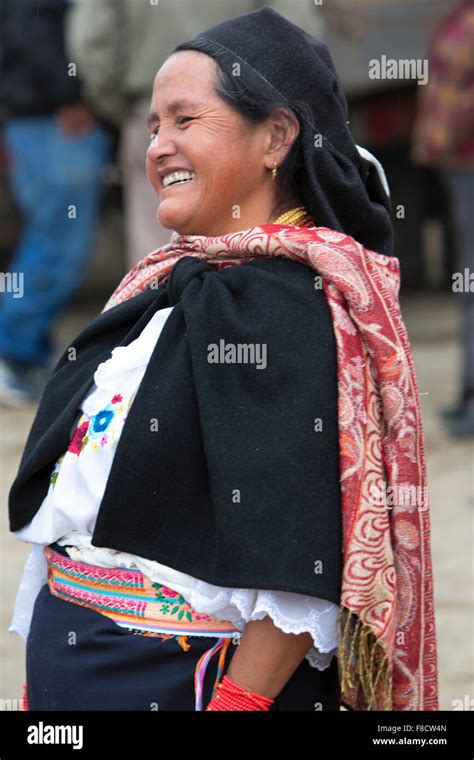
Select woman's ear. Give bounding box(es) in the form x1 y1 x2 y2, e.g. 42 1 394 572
264 107 300 169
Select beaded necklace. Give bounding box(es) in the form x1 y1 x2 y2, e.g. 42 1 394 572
273 205 313 227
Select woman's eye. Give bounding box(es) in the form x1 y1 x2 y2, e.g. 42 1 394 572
149 116 193 140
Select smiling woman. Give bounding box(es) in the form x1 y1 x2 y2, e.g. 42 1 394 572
145 49 302 236
9 7 438 714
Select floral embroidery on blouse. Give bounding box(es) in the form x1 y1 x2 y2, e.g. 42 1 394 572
48 390 138 488
49 456 64 488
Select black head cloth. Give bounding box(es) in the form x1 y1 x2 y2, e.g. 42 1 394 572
174 6 394 257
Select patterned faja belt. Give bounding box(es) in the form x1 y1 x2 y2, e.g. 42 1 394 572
43 544 240 710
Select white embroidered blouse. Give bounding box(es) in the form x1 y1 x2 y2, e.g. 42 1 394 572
10 305 339 670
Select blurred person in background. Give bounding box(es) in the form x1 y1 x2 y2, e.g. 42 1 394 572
66 0 262 272
411 0 474 438
0 0 112 406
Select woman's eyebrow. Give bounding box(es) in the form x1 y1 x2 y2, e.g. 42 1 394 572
146 99 199 128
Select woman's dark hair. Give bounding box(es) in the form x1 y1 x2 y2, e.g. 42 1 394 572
170 38 314 219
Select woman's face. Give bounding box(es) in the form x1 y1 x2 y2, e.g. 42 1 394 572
146 50 281 236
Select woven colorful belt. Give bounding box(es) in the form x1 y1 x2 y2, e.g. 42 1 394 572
42 545 240 710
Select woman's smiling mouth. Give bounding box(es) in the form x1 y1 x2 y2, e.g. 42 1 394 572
162 180 195 193
162 170 196 188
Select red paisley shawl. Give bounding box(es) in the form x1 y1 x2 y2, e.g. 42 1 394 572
100 222 439 711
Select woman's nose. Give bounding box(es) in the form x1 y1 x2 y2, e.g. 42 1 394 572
147 132 176 163
146 136 161 162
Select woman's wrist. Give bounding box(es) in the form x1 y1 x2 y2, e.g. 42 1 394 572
205 674 275 711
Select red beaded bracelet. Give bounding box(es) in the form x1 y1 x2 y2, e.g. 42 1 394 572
205 674 275 711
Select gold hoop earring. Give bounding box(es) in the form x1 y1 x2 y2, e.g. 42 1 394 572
271 162 278 182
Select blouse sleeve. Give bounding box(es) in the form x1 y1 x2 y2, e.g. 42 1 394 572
186 580 339 671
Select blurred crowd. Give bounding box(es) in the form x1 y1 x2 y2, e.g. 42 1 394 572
0 0 472 437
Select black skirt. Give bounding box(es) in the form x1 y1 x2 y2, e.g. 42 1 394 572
26 550 341 711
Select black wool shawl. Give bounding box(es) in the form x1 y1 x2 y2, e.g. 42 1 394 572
9 256 342 602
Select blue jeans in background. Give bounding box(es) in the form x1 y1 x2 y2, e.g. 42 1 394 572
0 116 112 368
